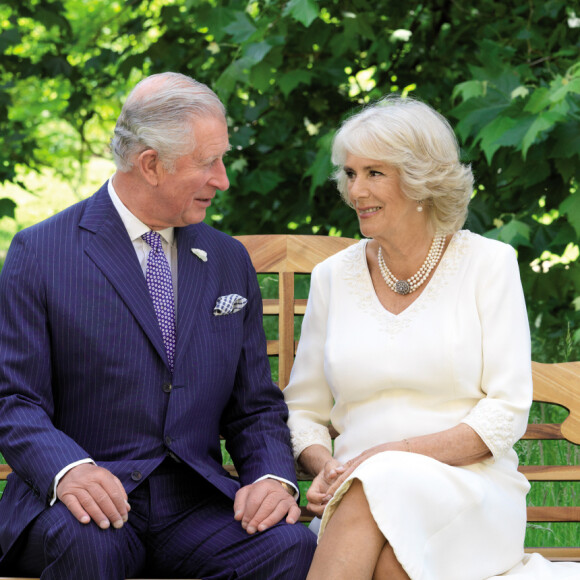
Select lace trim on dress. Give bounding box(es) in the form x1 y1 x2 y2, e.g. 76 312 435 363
342 231 471 336
290 424 333 461
461 398 516 459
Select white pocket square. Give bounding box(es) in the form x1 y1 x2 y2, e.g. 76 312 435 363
213 294 248 316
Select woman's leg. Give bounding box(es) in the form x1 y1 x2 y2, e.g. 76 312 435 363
373 543 411 580
306 479 386 580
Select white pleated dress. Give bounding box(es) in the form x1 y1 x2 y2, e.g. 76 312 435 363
284 231 580 580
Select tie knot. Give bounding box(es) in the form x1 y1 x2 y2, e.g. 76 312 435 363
142 231 163 252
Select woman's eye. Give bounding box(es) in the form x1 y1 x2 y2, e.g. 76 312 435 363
369 170 383 177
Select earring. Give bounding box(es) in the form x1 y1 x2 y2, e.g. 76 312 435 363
416 200 424 212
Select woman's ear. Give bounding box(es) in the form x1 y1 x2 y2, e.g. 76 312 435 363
137 148 162 186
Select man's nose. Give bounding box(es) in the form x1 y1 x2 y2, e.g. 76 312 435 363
211 159 230 191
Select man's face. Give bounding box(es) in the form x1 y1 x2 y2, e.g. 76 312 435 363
144 115 230 229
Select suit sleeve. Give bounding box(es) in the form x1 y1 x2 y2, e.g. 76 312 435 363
0 232 91 503
219 247 298 488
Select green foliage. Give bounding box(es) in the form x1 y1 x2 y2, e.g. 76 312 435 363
1 0 579 352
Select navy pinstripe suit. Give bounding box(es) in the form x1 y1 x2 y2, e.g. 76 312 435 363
0 183 315 578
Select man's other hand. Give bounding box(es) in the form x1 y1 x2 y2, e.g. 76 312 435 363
57 463 130 529
233 478 300 534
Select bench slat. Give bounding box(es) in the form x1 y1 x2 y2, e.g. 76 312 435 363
523 423 563 439
519 464 580 480
527 506 580 522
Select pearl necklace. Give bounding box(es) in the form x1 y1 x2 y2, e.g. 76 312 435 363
378 233 446 295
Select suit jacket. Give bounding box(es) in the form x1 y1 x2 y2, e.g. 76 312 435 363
0 182 296 557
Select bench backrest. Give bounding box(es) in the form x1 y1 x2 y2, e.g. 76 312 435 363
234 234 358 389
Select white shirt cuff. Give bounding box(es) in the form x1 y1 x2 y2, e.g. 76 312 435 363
50 458 95 506
254 474 299 500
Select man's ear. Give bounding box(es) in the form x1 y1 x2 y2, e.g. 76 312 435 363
137 149 162 186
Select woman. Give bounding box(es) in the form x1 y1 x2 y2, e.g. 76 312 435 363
283 96 579 579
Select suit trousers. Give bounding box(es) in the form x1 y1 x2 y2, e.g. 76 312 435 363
11 459 316 580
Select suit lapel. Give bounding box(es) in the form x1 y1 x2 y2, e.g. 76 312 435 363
79 185 169 367
174 224 209 369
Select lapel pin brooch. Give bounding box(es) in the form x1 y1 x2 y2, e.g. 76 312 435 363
191 248 208 262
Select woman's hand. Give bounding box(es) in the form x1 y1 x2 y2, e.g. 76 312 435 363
306 458 346 516
323 442 398 500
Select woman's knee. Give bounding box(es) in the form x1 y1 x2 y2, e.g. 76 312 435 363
331 479 373 524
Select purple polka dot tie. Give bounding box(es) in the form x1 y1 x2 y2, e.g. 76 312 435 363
142 231 176 373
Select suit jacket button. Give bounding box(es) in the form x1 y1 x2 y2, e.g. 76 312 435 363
162 382 172 393
131 471 142 481
165 435 172 446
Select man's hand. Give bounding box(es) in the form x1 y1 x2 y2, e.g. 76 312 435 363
56 463 130 529
233 479 300 535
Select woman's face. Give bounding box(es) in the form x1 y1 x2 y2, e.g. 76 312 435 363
344 153 421 240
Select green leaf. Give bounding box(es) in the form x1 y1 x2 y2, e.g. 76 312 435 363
244 170 284 195
486 219 533 248
451 93 509 141
243 41 273 65
193 5 237 42
549 77 580 103
278 70 313 97
554 157 578 184
559 194 580 239
250 61 273 92
524 87 551 114
214 63 240 102
223 11 257 43
229 125 256 149
0 198 16 220
477 116 519 163
492 116 535 150
451 80 486 102
0 28 21 53
550 121 580 159
521 111 564 159
214 57 254 100
305 132 333 198
282 0 319 28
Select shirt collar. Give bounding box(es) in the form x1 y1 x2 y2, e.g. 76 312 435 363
108 175 174 246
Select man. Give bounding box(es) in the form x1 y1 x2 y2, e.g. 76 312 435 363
0 72 316 579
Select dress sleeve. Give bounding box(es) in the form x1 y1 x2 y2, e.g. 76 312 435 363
461 241 533 460
283 262 334 460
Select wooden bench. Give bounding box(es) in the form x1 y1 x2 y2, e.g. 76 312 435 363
237 234 580 563
1 234 579 578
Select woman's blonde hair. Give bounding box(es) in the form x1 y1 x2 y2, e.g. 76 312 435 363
331 95 473 234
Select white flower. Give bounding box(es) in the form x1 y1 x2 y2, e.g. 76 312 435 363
191 248 208 262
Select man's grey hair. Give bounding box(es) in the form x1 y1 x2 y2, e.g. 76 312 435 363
111 72 226 173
